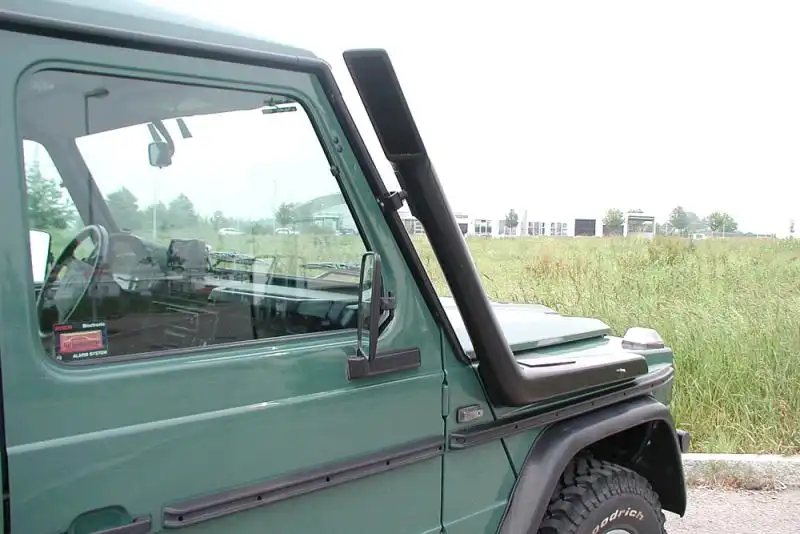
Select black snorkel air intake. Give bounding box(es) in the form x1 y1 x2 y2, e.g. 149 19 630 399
342 49 649 407
341 49 527 405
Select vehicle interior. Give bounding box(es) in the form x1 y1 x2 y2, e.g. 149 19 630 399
19 69 365 360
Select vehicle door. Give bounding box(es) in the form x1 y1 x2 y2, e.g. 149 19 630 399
0 27 446 534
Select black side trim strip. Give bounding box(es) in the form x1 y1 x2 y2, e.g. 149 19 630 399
449 365 674 450
162 437 444 529
347 347 421 380
95 516 152 534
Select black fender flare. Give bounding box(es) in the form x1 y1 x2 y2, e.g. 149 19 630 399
497 395 687 534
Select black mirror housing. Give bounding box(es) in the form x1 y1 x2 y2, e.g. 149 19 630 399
148 141 172 168
347 252 419 380
356 252 382 360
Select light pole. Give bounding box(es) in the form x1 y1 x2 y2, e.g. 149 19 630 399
83 88 109 226
152 175 158 241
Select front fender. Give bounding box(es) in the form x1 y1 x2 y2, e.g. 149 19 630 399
497 395 687 534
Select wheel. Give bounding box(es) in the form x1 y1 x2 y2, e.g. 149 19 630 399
537 454 667 534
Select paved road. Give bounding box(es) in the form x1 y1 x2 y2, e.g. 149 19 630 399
666 488 800 532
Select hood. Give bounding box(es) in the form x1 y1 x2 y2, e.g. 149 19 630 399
438 296 611 357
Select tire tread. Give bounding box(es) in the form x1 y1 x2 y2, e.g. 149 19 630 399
537 454 667 534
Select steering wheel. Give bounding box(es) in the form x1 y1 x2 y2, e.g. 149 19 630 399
36 224 110 332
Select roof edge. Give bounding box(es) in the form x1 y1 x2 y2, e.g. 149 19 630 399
0 0 319 60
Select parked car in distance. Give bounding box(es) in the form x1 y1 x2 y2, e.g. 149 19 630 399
218 227 245 236
274 227 298 235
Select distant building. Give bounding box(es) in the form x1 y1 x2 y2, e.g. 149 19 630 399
311 203 356 232
472 217 493 236
401 214 425 235
549 221 569 236
304 193 357 233
454 213 470 235
574 218 598 237
623 213 656 239
525 221 547 236
392 208 600 239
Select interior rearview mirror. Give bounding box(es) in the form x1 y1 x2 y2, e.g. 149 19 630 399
148 141 172 168
29 229 52 284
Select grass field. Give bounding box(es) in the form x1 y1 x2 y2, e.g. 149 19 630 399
412 235 800 455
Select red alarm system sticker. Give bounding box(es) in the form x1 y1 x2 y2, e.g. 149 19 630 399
53 321 109 362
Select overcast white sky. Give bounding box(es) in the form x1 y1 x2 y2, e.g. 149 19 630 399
28 0 800 235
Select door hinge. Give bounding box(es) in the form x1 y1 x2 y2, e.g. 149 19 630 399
441 382 450 418
380 190 408 213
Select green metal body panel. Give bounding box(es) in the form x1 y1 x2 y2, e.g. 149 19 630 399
440 344 515 533
0 1 682 532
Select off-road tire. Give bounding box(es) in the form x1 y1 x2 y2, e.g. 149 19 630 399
537 455 667 534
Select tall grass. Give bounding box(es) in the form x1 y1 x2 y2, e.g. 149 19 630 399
413 235 800 454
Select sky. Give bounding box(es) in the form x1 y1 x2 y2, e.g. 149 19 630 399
26 0 800 235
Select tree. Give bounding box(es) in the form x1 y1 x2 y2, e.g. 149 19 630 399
504 209 519 235
211 210 229 231
668 206 690 236
602 208 624 236
142 202 170 233
708 211 738 234
275 202 298 227
106 187 142 231
167 194 198 229
26 160 75 230
790 219 795 238
684 211 704 233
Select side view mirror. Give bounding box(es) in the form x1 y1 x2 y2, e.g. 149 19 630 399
356 252 381 359
29 229 52 284
347 252 420 380
148 141 172 168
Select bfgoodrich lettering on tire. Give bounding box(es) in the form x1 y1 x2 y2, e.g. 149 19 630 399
537 454 667 534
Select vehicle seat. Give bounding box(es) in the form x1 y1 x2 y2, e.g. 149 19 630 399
166 238 208 293
167 238 208 275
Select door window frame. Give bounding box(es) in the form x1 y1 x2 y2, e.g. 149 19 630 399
14 60 381 366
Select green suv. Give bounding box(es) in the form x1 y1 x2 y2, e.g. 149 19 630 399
0 0 689 532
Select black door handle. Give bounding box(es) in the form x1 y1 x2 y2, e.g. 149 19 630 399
94 516 152 534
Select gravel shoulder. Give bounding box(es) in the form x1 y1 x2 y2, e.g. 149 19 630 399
666 488 800 533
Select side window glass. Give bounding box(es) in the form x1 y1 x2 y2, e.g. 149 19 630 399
18 69 367 362
23 141 80 254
